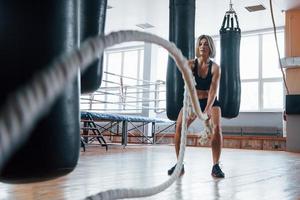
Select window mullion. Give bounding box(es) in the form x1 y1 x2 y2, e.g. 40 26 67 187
258 34 263 111
104 52 109 111
137 49 141 109
120 52 124 111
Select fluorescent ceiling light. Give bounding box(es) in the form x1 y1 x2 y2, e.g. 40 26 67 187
245 4 266 12
136 23 155 29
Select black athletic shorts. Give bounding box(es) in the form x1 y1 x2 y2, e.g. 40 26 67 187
199 98 221 112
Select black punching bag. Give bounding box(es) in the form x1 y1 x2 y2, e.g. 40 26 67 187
80 0 107 93
166 0 195 121
0 0 80 183
219 8 241 118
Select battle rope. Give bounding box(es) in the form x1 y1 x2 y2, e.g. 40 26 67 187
0 30 211 199
269 0 289 95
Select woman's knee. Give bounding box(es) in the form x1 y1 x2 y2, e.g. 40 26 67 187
211 124 222 144
213 124 222 135
176 123 182 132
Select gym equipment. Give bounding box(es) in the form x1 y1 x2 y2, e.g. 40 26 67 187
0 0 80 183
80 0 107 93
218 2 241 118
166 0 195 121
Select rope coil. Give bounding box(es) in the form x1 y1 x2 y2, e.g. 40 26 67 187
0 30 211 199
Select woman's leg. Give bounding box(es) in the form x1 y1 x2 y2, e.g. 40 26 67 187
210 106 225 178
174 109 196 158
210 106 222 164
168 109 196 175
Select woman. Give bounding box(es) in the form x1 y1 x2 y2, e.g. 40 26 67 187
168 35 225 178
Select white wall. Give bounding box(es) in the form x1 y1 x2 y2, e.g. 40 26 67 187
156 111 283 133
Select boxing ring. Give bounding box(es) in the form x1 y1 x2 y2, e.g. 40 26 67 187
80 71 174 150
80 111 175 150
81 71 166 113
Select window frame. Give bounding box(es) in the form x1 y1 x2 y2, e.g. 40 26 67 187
99 45 145 113
213 27 285 113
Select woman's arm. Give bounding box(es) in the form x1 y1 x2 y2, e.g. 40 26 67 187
204 63 221 117
187 59 195 70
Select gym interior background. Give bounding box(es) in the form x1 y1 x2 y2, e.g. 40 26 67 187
0 0 300 199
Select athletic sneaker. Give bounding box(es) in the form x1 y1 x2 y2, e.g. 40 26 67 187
167 164 185 176
211 163 225 178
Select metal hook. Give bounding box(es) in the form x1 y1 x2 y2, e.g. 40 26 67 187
229 0 234 13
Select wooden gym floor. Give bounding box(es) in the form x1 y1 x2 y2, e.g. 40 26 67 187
0 144 300 200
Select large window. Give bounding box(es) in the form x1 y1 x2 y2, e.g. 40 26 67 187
104 47 144 112
80 46 145 113
155 47 168 110
215 29 284 112
240 35 259 80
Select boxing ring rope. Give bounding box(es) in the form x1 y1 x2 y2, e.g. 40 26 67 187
81 72 166 113
104 71 161 84
0 30 211 199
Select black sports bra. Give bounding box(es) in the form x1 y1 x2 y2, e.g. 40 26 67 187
193 59 213 90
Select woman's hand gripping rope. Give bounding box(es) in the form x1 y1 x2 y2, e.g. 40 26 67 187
186 78 213 145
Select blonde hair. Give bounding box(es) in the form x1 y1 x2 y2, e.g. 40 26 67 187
195 35 216 58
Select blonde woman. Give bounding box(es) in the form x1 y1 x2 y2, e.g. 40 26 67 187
168 35 224 178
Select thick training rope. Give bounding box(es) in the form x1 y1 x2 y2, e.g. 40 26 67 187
0 30 211 199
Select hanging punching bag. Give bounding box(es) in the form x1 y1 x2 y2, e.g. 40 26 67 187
219 6 241 118
166 0 195 121
80 0 107 93
0 0 80 183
